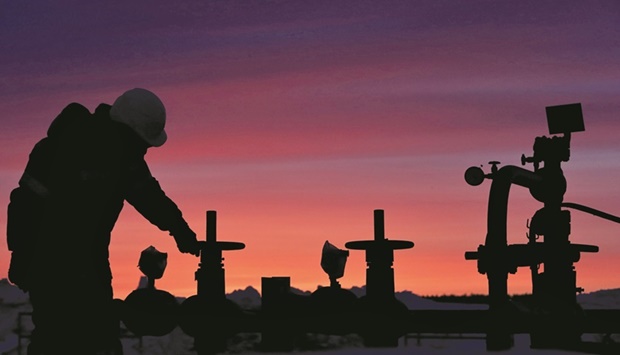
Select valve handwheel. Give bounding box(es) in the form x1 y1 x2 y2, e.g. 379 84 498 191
200 210 245 251
345 209 414 252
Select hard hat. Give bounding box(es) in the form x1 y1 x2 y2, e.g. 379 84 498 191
110 88 167 147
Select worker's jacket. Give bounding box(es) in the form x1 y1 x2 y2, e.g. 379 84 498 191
7 103 193 289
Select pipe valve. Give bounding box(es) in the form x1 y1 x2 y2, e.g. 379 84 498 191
464 161 500 186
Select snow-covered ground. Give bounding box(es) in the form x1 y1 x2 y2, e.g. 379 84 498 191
117 334 585 355
1 279 619 355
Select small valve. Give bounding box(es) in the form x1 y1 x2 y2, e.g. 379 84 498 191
521 154 536 166
122 246 179 337
488 161 501 174
138 246 168 283
321 241 349 288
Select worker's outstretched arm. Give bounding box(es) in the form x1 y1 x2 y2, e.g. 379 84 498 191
125 161 199 256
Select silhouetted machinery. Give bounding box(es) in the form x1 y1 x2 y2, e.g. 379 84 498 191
179 210 246 354
258 209 414 351
346 209 414 347
116 103 620 354
465 103 620 351
121 246 179 337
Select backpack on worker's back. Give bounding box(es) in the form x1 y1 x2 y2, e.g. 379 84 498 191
7 103 92 291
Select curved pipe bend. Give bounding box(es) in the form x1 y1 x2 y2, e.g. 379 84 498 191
486 165 542 248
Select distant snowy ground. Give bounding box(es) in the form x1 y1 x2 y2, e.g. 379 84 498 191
119 333 586 355
1 279 619 355
575 288 620 309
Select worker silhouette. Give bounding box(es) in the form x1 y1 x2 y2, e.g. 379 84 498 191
6 88 200 355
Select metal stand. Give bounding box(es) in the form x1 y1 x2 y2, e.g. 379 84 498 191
179 210 245 355
346 209 414 347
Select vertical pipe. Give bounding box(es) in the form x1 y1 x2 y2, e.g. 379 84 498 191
483 166 541 351
374 209 385 241
207 210 216 243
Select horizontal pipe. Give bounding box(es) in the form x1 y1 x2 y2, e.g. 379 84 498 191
220 308 620 335
562 202 620 224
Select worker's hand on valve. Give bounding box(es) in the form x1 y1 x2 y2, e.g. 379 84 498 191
174 231 200 256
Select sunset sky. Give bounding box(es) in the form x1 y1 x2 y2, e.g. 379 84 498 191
1 0 619 299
